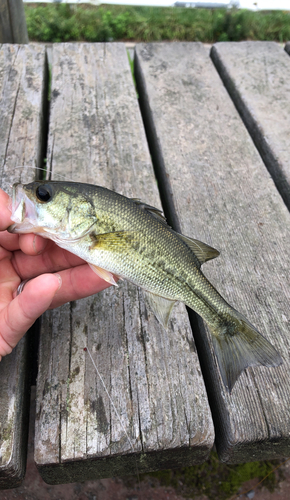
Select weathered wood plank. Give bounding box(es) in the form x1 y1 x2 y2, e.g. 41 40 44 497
0 44 46 488
34 43 214 485
211 41 290 210
135 42 290 463
0 0 28 44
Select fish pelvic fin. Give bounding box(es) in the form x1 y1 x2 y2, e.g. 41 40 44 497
209 309 283 393
89 263 118 287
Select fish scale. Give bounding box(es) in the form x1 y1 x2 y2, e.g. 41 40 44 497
8 180 283 393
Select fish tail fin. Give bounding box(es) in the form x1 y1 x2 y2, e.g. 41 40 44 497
209 309 282 393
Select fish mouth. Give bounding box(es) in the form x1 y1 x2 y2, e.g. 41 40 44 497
7 183 38 234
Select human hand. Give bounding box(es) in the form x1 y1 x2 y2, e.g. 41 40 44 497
0 188 113 361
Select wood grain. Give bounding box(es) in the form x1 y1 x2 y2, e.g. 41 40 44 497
34 43 214 484
0 0 28 44
211 41 290 210
0 44 46 488
135 42 290 463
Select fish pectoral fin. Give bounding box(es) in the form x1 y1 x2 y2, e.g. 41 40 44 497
177 234 220 265
90 231 134 249
88 263 118 287
143 291 176 328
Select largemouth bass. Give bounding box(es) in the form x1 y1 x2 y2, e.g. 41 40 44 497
8 181 282 392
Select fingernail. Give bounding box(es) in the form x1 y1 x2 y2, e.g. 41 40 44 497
33 235 42 255
33 236 37 254
33 235 47 255
54 273 62 292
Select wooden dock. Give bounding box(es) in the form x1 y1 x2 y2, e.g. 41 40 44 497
0 41 289 488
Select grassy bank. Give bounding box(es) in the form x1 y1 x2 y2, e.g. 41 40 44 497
25 4 290 43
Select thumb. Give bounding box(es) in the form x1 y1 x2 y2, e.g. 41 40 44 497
0 273 61 359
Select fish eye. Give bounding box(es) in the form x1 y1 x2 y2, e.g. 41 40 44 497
36 184 53 203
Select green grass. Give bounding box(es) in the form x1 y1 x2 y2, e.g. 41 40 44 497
127 452 285 500
25 4 290 44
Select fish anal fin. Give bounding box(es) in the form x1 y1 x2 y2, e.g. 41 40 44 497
177 234 220 265
143 290 176 328
89 263 118 287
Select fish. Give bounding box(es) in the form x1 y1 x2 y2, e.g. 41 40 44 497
8 180 282 393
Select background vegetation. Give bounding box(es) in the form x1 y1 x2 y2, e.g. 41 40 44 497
25 3 290 43
127 452 285 500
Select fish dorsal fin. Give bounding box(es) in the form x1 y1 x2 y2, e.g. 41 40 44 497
131 199 168 224
88 263 119 287
131 198 218 265
177 234 220 265
143 290 176 328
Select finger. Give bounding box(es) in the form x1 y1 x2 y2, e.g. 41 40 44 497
0 231 20 251
49 264 116 309
0 255 20 306
0 252 19 361
12 243 85 280
0 274 61 358
18 233 49 255
0 189 12 231
0 246 12 262
0 232 48 255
